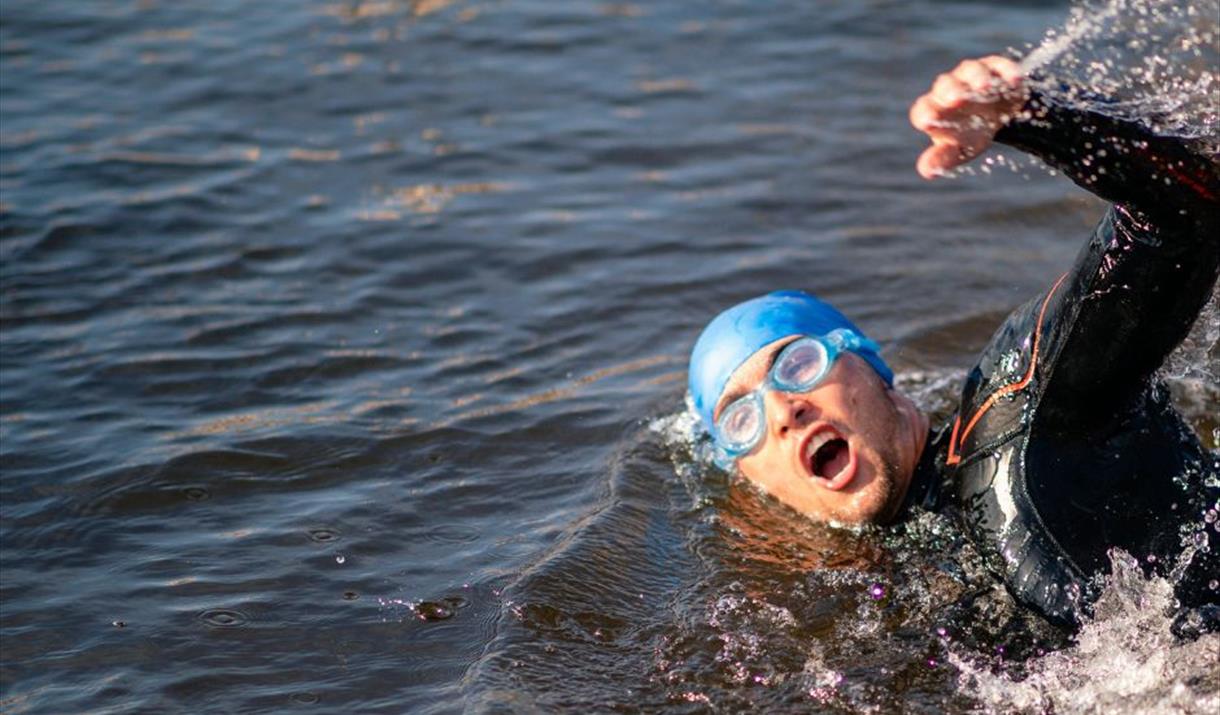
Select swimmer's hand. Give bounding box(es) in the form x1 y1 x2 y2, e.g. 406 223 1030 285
909 56 1028 179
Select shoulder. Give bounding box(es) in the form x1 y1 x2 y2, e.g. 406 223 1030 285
946 292 1046 468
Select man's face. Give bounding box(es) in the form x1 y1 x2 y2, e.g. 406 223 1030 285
714 335 928 525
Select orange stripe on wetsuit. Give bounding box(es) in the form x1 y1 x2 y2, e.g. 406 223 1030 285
946 272 1069 466
1162 163 1218 203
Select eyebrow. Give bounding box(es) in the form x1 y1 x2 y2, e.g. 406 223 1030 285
714 341 789 419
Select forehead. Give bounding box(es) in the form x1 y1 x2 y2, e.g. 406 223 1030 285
714 334 802 417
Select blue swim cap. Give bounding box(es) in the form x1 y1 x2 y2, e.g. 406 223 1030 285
688 290 893 432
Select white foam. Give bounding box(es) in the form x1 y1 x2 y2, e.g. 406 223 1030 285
949 549 1220 714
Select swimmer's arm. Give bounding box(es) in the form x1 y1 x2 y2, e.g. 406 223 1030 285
909 55 1219 222
991 92 1219 225
913 56 1219 426
909 56 1029 180
994 87 1219 420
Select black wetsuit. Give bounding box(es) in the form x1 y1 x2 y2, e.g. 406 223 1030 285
901 88 1220 626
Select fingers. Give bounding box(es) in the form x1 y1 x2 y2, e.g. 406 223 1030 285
931 72 971 108
916 142 967 180
954 59 994 97
930 57 1023 108
909 55 1028 180
908 94 960 140
979 55 1024 87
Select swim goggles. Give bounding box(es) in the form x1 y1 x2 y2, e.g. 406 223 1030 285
712 329 879 465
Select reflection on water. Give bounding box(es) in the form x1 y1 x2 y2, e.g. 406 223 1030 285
1 0 1217 712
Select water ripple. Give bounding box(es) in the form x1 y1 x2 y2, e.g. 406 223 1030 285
2 0 1216 712
197 608 250 629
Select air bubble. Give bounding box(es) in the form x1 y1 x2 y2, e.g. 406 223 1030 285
199 608 249 628
308 528 340 543
290 692 320 705
415 601 454 621
182 486 211 501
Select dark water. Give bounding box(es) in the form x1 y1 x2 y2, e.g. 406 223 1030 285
2 0 1217 712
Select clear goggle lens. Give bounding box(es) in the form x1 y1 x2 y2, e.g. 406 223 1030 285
716 395 764 453
773 338 829 390
714 336 834 455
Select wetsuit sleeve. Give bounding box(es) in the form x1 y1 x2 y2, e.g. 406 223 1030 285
992 89 1220 427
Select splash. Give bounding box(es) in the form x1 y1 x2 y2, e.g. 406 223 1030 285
1164 289 1220 448
1020 0 1220 141
650 404 721 506
949 550 1220 714
951 0 1220 181
1163 289 1220 398
894 368 969 425
1007 0 1220 449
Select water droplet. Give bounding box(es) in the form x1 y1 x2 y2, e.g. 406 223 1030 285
308 528 340 543
182 486 211 501
423 524 479 544
199 608 249 628
868 583 886 600
335 554 346 564
290 692 320 704
415 601 454 621
1208 580 1218 591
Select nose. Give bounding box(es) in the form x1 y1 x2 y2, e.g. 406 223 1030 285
764 390 813 439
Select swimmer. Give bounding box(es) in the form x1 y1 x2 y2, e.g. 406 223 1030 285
687 55 1220 625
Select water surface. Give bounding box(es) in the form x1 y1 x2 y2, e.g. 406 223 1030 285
2 0 1217 712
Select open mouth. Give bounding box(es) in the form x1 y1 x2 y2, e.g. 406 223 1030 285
804 429 854 484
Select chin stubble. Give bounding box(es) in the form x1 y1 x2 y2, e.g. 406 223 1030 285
868 441 907 524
